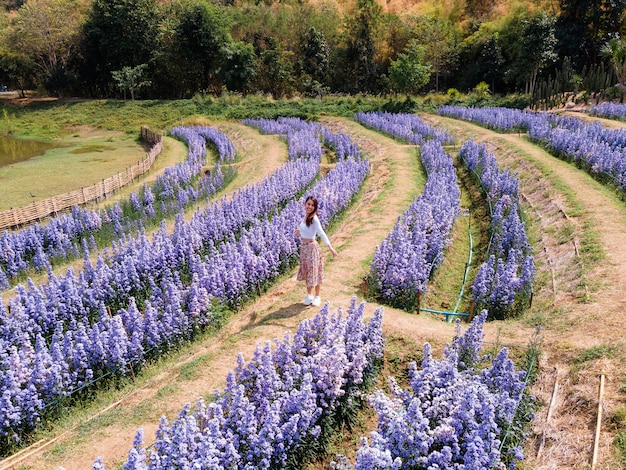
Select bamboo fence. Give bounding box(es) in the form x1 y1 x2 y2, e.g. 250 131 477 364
0 126 163 230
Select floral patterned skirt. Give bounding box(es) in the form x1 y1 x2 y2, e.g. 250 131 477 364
297 239 324 288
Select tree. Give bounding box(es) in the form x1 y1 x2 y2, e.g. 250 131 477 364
0 50 36 97
480 33 504 94
81 0 159 97
258 39 293 99
522 12 558 95
219 41 257 95
5 0 86 97
300 27 329 85
388 40 431 98
111 64 151 100
298 27 330 96
173 0 232 94
556 0 626 70
345 0 382 93
503 11 558 94
411 15 459 93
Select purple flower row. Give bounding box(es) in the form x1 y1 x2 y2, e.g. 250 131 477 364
354 111 455 145
243 117 363 161
107 299 384 470
368 140 461 311
459 140 534 319
527 114 626 191
171 125 236 162
438 105 626 194
0 126 236 291
436 105 545 133
0 121 368 447
590 102 626 120
336 312 528 469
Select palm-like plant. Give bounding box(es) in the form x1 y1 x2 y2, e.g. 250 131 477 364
601 35 626 87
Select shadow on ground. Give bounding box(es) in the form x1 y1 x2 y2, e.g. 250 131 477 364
243 303 311 332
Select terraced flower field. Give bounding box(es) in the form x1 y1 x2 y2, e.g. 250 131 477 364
1 111 626 470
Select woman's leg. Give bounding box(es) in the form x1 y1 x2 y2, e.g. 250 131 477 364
314 285 320 296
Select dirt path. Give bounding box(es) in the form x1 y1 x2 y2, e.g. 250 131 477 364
5 114 626 470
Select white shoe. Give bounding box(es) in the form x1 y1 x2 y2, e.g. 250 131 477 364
311 296 321 307
303 295 313 305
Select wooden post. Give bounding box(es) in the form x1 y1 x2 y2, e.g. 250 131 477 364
416 290 421 314
591 374 605 469
469 301 476 322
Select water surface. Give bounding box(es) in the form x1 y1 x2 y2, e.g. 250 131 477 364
0 135 60 167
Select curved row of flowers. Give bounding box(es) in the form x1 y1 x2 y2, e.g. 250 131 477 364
367 139 461 311
243 116 363 162
0 120 368 450
436 105 544 133
0 126 236 291
354 111 455 145
333 312 531 470
350 112 460 311
459 139 534 319
437 105 626 194
590 102 626 120
102 299 384 470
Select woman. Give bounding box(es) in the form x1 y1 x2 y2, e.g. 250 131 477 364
294 196 338 306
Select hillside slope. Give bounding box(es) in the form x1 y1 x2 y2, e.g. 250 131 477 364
2 113 625 470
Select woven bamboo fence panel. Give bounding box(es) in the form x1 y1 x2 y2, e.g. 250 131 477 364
0 126 163 230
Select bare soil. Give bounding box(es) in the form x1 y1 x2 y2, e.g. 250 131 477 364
3 114 626 470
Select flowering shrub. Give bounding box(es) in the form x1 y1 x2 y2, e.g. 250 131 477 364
109 299 384 469
0 119 368 450
366 138 460 311
0 126 236 290
335 312 532 470
355 111 455 145
460 140 534 319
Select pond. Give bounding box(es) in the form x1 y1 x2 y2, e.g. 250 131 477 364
0 134 61 167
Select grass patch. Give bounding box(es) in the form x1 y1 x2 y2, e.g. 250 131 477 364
155 383 180 399
612 407 626 465
0 95 394 142
129 401 159 425
0 131 147 210
574 344 620 364
69 144 114 154
556 222 575 244
178 355 212 381
383 335 423 385
569 343 621 377
580 219 605 263
420 210 474 317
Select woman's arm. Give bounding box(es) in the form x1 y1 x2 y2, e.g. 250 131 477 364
313 216 337 257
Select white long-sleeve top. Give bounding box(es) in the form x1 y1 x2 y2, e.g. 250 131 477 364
299 215 332 247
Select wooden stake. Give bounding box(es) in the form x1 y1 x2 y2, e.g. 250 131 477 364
537 367 559 460
416 290 421 314
591 374 605 470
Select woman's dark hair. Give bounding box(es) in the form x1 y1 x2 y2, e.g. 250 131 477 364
305 196 318 227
